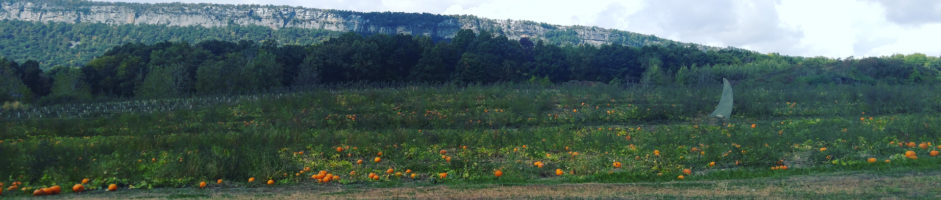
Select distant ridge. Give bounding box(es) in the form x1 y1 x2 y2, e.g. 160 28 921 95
0 0 728 67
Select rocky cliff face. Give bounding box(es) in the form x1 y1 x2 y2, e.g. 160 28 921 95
0 0 670 46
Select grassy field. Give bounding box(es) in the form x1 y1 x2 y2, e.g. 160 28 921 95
2 83 941 198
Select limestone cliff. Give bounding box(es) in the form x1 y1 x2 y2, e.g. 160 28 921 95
0 0 674 47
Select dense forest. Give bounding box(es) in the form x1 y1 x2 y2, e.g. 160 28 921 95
1 29 940 105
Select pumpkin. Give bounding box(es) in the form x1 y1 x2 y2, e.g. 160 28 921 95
199 181 206 189
405 169 412 174
357 159 364 165
906 142 916 148
410 174 417 179
494 169 503 177
931 150 939 157
905 150 917 157
267 179 275 185
750 124 756 128
217 179 223 184
867 158 877 163
49 185 61 194
336 146 344 152
708 161 716 167
377 152 383 156
919 142 930 149
33 189 44 196
677 175 685 180
445 156 452 162
780 165 788 170
81 178 90 184
819 147 827 152
682 169 692 175
386 168 394 174
533 161 544 168
613 161 622 168
349 171 356 176
438 172 447 179
555 169 564 176
374 157 382 163
439 149 447 155
107 184 117 191
248 177 255 183
72 184 85 193
653 150 660 156
395 172 403 177
40 187 53 195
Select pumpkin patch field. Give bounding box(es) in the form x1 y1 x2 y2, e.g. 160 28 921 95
2 84 941 198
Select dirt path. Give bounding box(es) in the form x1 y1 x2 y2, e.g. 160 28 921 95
41 170 941 199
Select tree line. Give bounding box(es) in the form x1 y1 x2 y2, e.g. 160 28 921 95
2 30 939 105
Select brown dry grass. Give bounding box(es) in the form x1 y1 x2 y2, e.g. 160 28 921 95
49 170 941 199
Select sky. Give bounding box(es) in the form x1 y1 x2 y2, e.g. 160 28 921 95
92 0 941 58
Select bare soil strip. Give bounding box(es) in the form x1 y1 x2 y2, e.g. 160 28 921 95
53 170 941 199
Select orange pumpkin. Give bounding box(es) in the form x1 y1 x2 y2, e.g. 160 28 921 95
49 185 61 194
267 179 275 185
819 147 827 152
336 146 344 152
33 189 44 196
410 173 417 179
377 152 383 156
72 184 85 193
555 169 564 176
533 161 544 168
357 159 364 165
386 168 394 174
107 184 117 191
438 172 448 179
248 177 255 183
905 150 917 158
677 175 685 180
919 142 930 149
405 169 412 174
395 172 403 177
349 171 356 176
931 150 939 157
907 142 917 148
750 124 756 128
199 181 207 189
653 150 660 156
494 169 503 177
708 161 716 167
439 149 447 155
613 161 622 168
217 179 223 184
445 156 452 162
682 169 692 175
81 178 90 184
867 157 877 163
374 157 382 163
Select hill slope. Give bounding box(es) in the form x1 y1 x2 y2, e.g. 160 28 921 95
0 0 689 68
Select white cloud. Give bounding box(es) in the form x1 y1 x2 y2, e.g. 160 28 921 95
90 0 941 58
